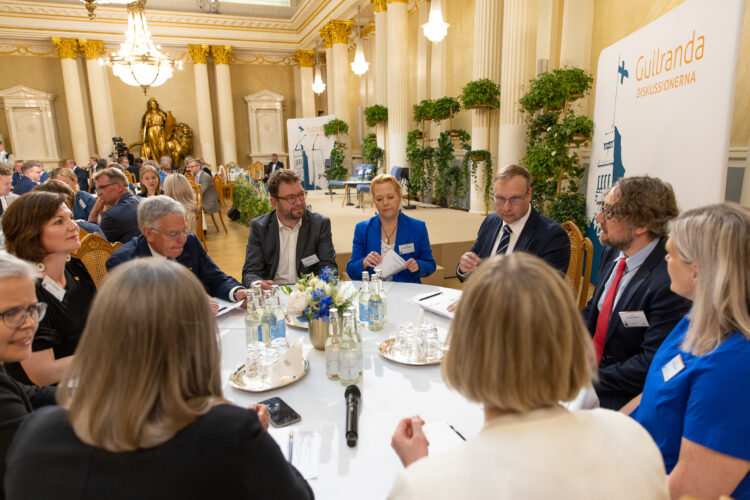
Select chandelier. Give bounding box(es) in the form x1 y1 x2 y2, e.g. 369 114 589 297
350 8 369 76
311 47 326 94
100 0 183 93
422 0 449 43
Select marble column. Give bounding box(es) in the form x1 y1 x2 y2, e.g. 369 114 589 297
295 50 316 118
559 0 594 114
386 0 408 169
373 0 388 151
79 39 115 159
470 0 503 214
52 38 90 166
429 0 446 137
498 0 537 170
189 45 216 168
324 20 353 126
211 45 237 165
320 26 335 116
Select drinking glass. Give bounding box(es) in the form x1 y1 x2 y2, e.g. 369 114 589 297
421 324 440 361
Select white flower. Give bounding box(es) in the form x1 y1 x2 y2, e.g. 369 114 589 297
287 291 308 314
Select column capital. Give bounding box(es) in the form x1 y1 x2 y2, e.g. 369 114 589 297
361 22 376 38
386 0 408 4
319 25 334 49
51 37 79 59
78 39 105 60
372 0 387 12
294 49 315 68
325 20 353 45
211 45 232 65
188 44 211 64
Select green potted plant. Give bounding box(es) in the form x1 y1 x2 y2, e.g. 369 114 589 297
460 78 500 110
324 118 350 181
361 133 384 175
462 149 493 212
363 105 388 128
323 118 349 137
231 177 273 225
432 130 471 208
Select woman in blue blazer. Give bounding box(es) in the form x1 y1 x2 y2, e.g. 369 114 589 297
346 174 436 283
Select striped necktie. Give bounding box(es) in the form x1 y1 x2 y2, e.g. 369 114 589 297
495 224 512 255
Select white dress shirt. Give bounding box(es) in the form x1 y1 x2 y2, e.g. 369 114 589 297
273 216 302 285
490 204 532 255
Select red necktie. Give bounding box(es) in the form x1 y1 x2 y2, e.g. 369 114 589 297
593 257 627 363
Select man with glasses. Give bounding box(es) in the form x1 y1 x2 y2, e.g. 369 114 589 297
242 169 336 290
456 164 570 281
106 196 245 307
583 176 690 410
88 167 141 243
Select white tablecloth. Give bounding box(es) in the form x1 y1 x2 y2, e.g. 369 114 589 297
217 281 484 500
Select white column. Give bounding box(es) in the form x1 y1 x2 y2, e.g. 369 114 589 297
469 0 503 214
416 2 430 104
498 0 537 169
559 0 594 114
52 38 90 166
295 50 316 118
321 26 336 116
212 46 238 165
189 45 217 168
373 1 388 152
330 26 352 126
428 0 446 137
386 0 408 169
79 39 115 159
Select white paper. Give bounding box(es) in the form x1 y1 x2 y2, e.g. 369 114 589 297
413 289 462 319
268 426 321 479
214 297 244 317
422 422 466 456
375 251 406 278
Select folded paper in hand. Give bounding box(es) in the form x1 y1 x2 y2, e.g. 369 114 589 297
374 251 406 279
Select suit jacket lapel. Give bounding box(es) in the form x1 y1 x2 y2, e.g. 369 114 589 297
267 212 280 278
479 215 502 256
295 211 310 275
514 208 539 252
394 212 409 251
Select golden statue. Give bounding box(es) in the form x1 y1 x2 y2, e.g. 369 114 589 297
138 98 193 166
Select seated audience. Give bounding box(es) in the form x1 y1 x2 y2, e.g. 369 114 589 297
346 174 436 283
137 163 164 198
629 203 750 499
158 159 170 183
88 167 141 243
242 169 336 290
1 192 96 386
11 161 43 196
389 253 668 499
32 180 102 237
94 157 108 172
11 160 23 187
457 164 570 281
187 158 219 218
4 258 313 499
0 252 56 500
106 196 245 306
51 167 96 221
582 176 691 410
72 157 95 193
163 173 198 234
0 164 19 216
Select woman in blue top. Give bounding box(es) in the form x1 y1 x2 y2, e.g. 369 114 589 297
346 174 436 283
627 203 750 499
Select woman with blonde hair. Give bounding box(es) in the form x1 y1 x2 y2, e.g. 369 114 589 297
389 253 668 499
346 173 435 282
630 203 750 499
137 164 163 198
163 173 198 234
5 258 313 499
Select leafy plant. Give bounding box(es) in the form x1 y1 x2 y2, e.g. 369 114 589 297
328 142 348 180
433 97 461 122
462 149 493 212
363 105 388 128
412 100 436 123
323 118 349 137
519 67 593 113
432 130 471 207
548 192 588 234
461 78 500 110
361 133 384 174
406 128 432 198
231 177 273 225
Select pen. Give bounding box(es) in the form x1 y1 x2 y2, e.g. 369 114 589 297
288 430 294 463
448 424 466 441
218 306 227 313
418 291 443 302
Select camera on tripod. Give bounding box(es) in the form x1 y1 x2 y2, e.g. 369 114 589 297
110 137 127 159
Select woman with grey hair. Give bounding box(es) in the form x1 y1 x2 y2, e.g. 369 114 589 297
0 252 56 499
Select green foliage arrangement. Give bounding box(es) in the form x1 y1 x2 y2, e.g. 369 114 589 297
461 78 501 110
432 129 471 207
462 149 493 212
232 177 273 225
412 100 436 123
519 67 594 233
323 118 349 137
363 105 388 128
323 118 349 181
361 133 385 174
406 128 432 198
433 97 461 122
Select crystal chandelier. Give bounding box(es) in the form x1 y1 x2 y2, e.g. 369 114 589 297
422 0 449 43
100 0 183 94
311 47 326 94
350 8 369 76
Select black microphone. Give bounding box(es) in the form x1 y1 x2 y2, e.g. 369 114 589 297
345 385 361 448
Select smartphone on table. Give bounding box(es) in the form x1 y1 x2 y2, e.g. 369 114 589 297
258 397 301 427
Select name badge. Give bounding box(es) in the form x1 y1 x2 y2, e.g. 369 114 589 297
301 254 320 267
399 243 415 254
78 198 87 209
41 275 66 303
619 310 649 327
661 353 685 382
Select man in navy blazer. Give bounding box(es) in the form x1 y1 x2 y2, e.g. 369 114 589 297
582 176 691 410
457 165 570 281
11 161 44 195
263 154 284 183
106 196 245 304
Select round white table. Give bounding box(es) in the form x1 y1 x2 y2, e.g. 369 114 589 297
217 281 484 500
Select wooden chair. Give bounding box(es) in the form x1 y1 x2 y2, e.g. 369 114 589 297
189 180 208 250
210 174 229 234
88 169 96 193
249 161 264 184
71 232 123 289
185 171 195 183
124 171 136 185
78 226 89 241
562 221 594 310
218 164 233 203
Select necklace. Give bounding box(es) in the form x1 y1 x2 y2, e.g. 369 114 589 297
382 220 398 245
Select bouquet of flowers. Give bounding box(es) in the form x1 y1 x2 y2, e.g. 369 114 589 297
285 267 355 321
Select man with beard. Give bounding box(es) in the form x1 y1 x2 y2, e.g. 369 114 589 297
241 169 336 291
582 176 691 410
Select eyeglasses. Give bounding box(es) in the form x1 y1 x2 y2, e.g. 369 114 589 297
95 182 117 192
493 190 529 206
595 201 624 220
1 302 47 328
274 191 307 204
152 228 189 240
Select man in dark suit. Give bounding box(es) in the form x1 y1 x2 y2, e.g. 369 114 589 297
582 176 691 410
242 169 336 290
71 157 94 193
88 167 141 243
457 164 570 281
263 154 284 183
106 196 246 305
11 161 44 195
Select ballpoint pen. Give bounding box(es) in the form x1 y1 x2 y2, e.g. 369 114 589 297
418 291 443 301
448 424 466 441
288 430 294 463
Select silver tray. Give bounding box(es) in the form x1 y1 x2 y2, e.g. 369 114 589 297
229 358 310 393
286 316 308 329
378 338 444 366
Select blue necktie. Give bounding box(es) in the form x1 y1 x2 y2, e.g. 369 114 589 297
495 224 512 255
